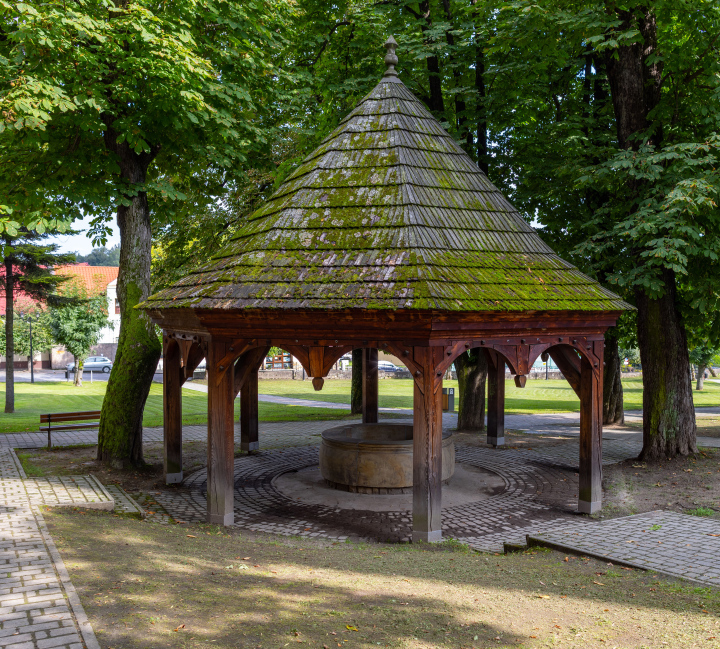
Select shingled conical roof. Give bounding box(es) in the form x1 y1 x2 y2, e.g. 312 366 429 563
144 40 627 313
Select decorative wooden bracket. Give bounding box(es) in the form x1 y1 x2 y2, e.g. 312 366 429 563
233 346 271 398
283 344 352 391
181 341 206 385
549 345 581 397
214 339 256 387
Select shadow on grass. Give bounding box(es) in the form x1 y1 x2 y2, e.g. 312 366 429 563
46 509 720 649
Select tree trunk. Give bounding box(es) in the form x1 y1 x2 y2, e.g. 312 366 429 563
97 141 161 468
418 1 445 117
710 367 717 378
696 366 706 391
440 0 471 152
603 335 624 424
350 348 362 414
454 349 487 431
73 356 83 387
4 255 13 413
472 2 488 174
636 269 697 460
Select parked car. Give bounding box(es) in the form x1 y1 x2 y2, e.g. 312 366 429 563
378 360 402 372
66 356 113 373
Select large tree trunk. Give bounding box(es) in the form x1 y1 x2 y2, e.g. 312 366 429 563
636 269 696 460
604 6 692 457
603 335 624 424
97 141 161 468
696 366 706 391
454 349 487 431
4 255 13 413
350 348 362 414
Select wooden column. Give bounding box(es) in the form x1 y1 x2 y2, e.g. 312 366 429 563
412 347 443 543
486 350 505 447
163 337 183 484
362 347 378 424
207 339 235 526
240 367 259 452
578 346 603 514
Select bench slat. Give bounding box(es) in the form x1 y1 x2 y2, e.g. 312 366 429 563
40 411 102 423
39 423 101 432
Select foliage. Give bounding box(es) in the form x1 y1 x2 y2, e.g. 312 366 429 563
49 283 110 384
0 0 296 237
76 245 120 267
0 306 54 357
0 230 75 303
618 346 641 367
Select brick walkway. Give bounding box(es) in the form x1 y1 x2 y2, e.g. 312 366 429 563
528 511 720 586
0 449 101 649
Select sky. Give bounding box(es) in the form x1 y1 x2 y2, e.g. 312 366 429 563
50 214 121 256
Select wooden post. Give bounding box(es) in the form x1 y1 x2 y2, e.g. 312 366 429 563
207 339 235 526
412 346 443 543
241 367 259 452
362 347 378 424
578 346 603 514
486 350 505 447
163 337 183 484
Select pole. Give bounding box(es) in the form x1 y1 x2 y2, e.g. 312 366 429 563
29 319 34 384
545 359 548 380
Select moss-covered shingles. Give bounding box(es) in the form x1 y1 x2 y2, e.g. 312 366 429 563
141 76 631 313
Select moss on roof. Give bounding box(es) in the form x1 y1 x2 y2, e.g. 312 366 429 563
143 77 630 312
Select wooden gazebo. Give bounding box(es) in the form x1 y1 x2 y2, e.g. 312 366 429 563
143 39 629 542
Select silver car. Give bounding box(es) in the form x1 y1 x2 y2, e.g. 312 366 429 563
66 356 113 373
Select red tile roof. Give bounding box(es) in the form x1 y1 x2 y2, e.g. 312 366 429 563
54 265 119 296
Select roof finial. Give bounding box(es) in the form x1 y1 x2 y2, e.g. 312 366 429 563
384 36 398 79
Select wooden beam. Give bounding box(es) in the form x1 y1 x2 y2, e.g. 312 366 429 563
362 347 378 424
485 348 505 447
412 346 444 543
548 346 581 397
578 341 603 514
241 366 259 453
207 339 235 526
163 337 183 484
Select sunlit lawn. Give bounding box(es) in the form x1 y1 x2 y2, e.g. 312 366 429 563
0 382 355 434
257 377 720 413
2 377 719 434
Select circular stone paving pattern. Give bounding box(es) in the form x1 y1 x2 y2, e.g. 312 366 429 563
158 444 590 551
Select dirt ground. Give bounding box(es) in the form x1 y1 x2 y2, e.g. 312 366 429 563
601 447 720 520
46 509 720 649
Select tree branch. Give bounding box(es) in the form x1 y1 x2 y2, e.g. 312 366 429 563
296 21 352 68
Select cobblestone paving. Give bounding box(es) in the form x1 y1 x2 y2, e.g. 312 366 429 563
528 511 720 586
0 449 100 649
149 441 635 552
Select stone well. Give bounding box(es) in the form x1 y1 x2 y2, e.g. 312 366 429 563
319 423 455 493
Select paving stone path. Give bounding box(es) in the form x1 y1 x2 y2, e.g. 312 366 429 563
0 449 100 649
528 511 720 586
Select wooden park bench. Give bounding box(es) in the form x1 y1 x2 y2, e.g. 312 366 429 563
40 411 102 449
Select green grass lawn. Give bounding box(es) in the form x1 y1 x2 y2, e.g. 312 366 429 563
0 382 355 434
2 377 719 435
257 377 720 413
